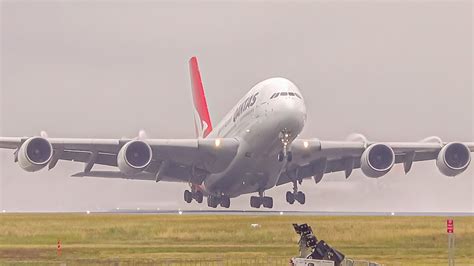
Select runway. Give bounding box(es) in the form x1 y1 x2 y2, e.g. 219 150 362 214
28 209 474 217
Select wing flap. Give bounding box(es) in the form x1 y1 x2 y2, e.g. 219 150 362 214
70 162 195 183
60 150 118 167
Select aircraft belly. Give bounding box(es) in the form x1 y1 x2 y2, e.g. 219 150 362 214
207 160 281 197
204 128 284 198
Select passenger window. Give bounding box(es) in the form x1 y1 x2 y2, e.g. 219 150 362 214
280 92 288 96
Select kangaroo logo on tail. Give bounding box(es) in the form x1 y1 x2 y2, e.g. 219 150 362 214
189 57 213 138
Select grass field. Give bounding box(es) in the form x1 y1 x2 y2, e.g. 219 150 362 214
0 214 472 265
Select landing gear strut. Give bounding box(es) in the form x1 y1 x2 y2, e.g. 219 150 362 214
286 181 305 205
250 191 273 209
278 130 293 162
183 189 203 204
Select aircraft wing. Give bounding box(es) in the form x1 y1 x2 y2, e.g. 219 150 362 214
277 137 474 186
0 136 239 184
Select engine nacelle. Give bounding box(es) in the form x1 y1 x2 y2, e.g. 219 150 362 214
117 140 153 175
360 143 395 178
17 137 53 172
436 142 471 176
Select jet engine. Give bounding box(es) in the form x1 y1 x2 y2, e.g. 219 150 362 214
360 143 395 178
117 140 153 175
436 142 471 176
17 137 53 172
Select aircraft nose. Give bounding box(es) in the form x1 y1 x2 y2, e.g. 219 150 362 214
276 98 306 135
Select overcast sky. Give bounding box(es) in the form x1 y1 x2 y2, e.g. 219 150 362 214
0 1 472 212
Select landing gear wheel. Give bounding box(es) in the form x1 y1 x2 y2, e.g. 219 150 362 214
277 151 285 162
278 150 292 162
220 196 230 208
194 191 203 203
286 191 295 204
184 190 193 203
207 196 219 208
295 191 306 204
262 196 273 208
250 196 262 208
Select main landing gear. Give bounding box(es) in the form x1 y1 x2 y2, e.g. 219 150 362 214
250 191 273 209
286 181 305 205
278 130 293 162
184 189 203 204
207 194 231 208
184 187 231 208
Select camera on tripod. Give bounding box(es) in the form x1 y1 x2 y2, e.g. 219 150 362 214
292 223 345 266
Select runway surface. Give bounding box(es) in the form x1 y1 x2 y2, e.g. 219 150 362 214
7 209 471 216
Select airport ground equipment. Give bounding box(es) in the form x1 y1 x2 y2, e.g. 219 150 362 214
292 223 345 265
291 258 335 266
292 224 382 266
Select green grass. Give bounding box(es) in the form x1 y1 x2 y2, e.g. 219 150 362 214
0 214 472 265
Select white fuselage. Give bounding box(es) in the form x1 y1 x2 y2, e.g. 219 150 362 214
204 77 307 197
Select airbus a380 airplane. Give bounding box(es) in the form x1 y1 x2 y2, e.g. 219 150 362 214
1 57 473 209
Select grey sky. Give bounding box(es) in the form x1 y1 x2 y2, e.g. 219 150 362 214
0 1 472 212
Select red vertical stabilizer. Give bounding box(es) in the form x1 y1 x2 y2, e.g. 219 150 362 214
189 57 212 138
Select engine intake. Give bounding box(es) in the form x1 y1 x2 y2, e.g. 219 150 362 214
360 143 395 178
17 137 53 172
436 142 471 176
117 140 152 175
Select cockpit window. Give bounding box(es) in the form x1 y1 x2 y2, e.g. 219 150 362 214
270 91 302 100
270 92 279 99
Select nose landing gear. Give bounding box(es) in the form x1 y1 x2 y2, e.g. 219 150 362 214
286 181 305 205
278 130 293 162
278 150 293 162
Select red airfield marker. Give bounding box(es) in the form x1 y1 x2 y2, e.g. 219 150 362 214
57 240 62 256
447 219 454 233
447 219 455 266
